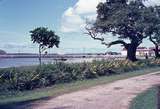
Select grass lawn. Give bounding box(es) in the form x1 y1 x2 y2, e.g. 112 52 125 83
0 67 160 109
130 87 158 109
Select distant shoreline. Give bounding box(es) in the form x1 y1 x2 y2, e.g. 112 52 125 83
0 53 124 59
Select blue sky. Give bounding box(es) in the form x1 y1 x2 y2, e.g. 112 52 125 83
0 0 159 54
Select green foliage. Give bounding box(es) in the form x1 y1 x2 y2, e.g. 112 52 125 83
94 0 158 43
0 59 160 92
96 0 145 38
91 0 147 42
30 27 60 48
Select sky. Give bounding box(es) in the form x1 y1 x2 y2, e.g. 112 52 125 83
0 0 160 54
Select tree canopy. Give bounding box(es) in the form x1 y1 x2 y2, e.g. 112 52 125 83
30 27 60 49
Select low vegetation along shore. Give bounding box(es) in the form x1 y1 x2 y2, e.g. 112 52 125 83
0 59 160 108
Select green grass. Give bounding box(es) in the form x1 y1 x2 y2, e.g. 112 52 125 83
0 67 160 109
130 87 158 109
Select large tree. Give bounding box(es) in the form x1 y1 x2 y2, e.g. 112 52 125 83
30 27 60 66
86 0 153 61
147 6 160 58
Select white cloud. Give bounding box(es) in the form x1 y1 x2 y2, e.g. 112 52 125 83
144 0 160 7
74 0 105 14
61 7 85 32
61 0 105 33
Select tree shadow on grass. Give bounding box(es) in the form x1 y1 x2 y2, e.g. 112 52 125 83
0 96 52 109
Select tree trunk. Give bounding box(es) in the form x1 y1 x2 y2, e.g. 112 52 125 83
126 43 138 62
39 45 42 66
149 36 160 59
154 45 160 59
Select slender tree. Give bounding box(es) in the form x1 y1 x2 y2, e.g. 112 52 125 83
30 27 60 66
85 0 154 61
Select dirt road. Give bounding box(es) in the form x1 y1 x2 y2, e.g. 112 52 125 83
31 72 160 109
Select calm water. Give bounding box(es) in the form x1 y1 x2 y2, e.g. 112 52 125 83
0 58 94 68
0 58 54 68
0 56 124 68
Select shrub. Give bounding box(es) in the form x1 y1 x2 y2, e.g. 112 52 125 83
0 59 160 92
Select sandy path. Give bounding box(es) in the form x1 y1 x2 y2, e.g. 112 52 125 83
31 72 160 109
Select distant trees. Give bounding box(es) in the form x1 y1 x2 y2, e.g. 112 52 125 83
30 27 60 66
0 49 6 55
85 0 159 61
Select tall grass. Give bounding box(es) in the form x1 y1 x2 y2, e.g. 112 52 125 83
0 59 160 92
